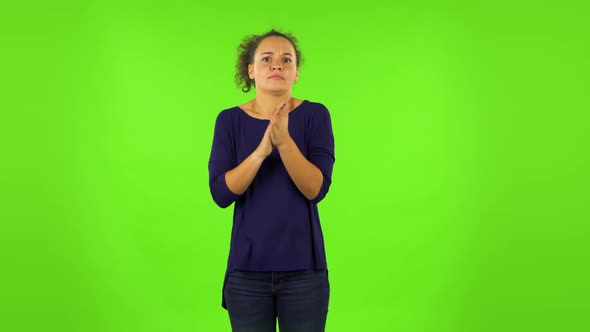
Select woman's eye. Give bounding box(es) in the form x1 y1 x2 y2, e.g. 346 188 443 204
261 57 292 63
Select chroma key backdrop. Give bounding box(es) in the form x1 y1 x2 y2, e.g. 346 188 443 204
1 1 588 332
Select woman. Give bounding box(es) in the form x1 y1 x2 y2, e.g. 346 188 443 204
208 29 335 332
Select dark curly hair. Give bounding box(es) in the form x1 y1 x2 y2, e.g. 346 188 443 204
235 29 303 93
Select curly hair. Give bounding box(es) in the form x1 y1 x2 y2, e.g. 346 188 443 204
235 29 303 93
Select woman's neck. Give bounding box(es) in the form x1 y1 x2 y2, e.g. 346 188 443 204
252 92 294 117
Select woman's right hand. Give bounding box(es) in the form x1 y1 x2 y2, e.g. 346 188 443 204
225 121 274 196
254 121 275 160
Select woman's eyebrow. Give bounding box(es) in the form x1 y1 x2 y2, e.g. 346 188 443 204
260 51 293 56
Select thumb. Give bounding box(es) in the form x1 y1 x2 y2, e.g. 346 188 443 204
273 103 286 115
278 103 287 115
266 121 275 132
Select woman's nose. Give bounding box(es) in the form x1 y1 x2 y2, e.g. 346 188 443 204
271 63 282 70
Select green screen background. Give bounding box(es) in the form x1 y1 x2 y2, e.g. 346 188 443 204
1 1 588 331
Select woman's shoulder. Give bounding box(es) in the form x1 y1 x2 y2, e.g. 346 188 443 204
216 104 241 118
300 100 331 119
212 106 242 130
304 99 328 110
237 100 254 114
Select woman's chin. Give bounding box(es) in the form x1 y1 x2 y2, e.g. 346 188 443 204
258 85 292 94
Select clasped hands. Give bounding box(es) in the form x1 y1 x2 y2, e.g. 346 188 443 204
256 103 292 158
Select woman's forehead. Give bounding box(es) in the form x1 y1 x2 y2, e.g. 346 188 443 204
257 37 295 54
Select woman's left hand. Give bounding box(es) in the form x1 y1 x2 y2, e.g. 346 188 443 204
269 103 291 148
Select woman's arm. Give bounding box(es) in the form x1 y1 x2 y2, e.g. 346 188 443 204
209 112 274 208
225 152 265 195
269 104 334 202
225 121 274 195
277 137 323 200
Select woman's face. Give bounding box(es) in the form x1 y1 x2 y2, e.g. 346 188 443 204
248 36 299 93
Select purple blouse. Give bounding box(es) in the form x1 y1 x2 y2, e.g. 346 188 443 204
208 100 335 309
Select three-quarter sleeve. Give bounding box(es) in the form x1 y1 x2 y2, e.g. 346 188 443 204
308 105 335 204
208 111 241 208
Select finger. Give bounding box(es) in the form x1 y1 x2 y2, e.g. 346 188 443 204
274 103 286 115
273 104 282 114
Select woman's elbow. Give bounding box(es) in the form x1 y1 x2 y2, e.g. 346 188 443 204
307 173 327 202
210 184 234 208
212 194 233 208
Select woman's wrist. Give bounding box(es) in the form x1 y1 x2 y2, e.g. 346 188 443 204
252 148 270 162
276 136 295 152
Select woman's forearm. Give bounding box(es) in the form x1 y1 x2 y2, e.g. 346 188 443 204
225 152 265 195
277 137 323 200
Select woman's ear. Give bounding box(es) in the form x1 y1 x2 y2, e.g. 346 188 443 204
248 64 254 79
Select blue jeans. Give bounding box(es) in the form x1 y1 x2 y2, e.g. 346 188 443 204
223 269 330 332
